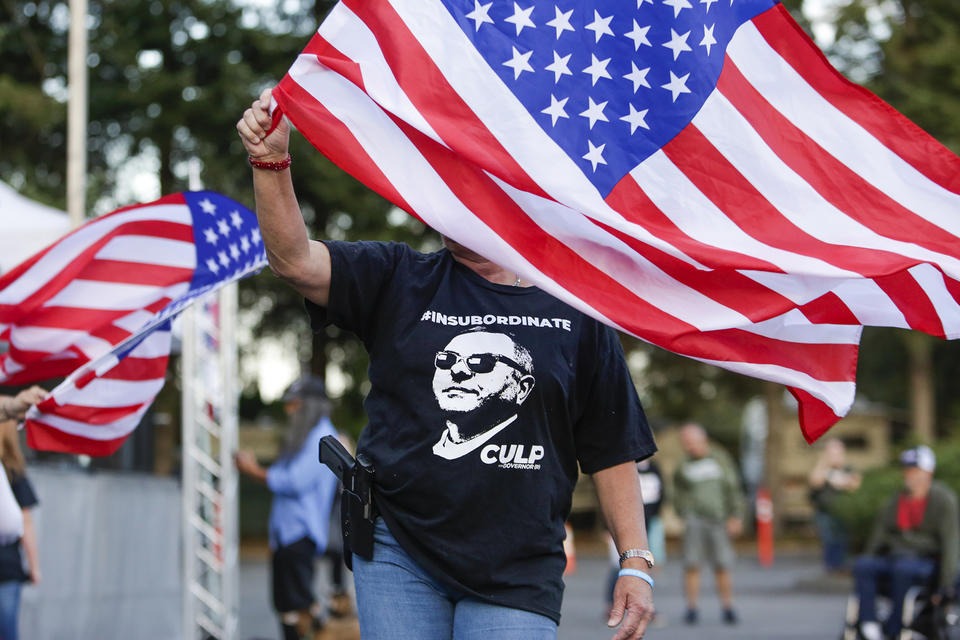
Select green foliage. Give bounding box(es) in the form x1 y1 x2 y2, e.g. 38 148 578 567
625 335 763 447
872 0 960 154
933 341 960 428
826 0 960 153
831 463 902 551
83 0 318 202
833 439 960 551
856 330 960 436
858 328 911 414
0 1 69 201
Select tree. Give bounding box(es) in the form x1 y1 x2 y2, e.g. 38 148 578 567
0 0 410 445
0 1 68 202
83 0 319 204
828 0 960 152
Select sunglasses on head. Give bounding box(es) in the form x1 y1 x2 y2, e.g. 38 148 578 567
435 350 525 374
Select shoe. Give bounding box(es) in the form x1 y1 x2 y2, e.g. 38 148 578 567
684 608 698 625
723 607 739 625
859 621 883 640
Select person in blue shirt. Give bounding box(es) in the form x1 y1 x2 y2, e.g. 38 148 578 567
235 374 340 640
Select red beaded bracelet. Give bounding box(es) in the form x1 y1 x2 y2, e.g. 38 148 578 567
248 154 292 171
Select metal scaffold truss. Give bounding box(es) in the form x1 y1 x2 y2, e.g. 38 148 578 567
181 285 239 640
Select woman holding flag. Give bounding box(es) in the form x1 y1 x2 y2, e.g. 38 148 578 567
237 88 657 640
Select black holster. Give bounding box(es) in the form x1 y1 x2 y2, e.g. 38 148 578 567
319 435 376 570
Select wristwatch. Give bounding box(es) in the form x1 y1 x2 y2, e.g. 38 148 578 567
619 548 655 568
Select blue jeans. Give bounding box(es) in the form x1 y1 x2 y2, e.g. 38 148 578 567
853 554 936 637
0 580 22 640
814 511 848 571
352 519 557 640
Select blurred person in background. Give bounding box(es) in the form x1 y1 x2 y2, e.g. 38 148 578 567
673 422 745 626
852 445 958 640
0 409 43 640
808 437 861 574
235 375 340 640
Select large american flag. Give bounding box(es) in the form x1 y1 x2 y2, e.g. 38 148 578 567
273 0 960 442
0 191 267 455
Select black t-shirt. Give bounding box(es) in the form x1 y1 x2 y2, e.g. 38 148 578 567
309 241 656 622
0 473 38 582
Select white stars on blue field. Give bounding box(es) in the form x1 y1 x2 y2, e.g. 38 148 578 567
189 192 265 285
445 0 776 193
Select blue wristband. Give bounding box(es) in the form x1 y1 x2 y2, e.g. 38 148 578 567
618 568 655 588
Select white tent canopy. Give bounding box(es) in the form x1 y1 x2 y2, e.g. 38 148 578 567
0 180 71 274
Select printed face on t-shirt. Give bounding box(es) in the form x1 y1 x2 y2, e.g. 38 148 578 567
432 330 535 414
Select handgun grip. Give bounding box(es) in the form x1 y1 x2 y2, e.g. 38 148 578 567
319 435 355 480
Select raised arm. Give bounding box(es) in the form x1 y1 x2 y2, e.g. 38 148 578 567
236 87 333 307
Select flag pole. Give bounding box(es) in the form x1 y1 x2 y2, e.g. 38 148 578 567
67 0 88 228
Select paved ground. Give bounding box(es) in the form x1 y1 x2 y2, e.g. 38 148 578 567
558 547 852 640
239 543 853 640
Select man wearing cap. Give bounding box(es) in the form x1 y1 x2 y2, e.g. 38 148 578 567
235 375 341 640
852 445 959 640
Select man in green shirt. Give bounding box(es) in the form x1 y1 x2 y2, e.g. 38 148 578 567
673 422 745 626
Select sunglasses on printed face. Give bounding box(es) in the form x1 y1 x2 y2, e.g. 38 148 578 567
434 350 525 374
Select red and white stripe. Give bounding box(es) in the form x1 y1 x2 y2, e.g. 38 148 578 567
0 195 194 455
274 0 960 441
24 328 172 456
0 195 194 386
